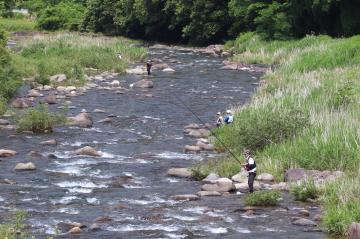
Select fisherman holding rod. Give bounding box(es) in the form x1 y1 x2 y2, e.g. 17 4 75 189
242 149 257 193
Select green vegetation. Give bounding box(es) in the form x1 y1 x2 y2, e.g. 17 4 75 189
0 210 28 239
11 32 146 85
244 190 281 206
0 17 35 32
199 33 359 236
291 179 319 202
16 105 66 133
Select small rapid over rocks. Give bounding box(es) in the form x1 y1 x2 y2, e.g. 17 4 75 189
0 46 329 238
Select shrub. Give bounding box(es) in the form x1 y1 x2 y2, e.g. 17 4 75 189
191 164 211 181
17 105 66 133
0 28 7 47
244 190 281 206
0 96 7 115
0 18 36 32
333 81 355 109
291 179 319 202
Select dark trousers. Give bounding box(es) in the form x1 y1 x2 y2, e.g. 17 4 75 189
248 172 256 193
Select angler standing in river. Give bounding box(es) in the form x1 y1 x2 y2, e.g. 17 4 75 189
216 112 224 127
243 149 257 193
146 60 153 75
224 110 233 124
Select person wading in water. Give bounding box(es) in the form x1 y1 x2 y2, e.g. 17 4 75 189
216 112 224 127
242 149 257 193
146 60 152 75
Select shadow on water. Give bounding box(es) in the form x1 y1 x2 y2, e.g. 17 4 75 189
0 47 331 238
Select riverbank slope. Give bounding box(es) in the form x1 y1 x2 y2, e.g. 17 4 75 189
197 33 360 237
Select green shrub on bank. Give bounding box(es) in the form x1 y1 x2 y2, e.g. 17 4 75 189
244 190 281 206
0 210 28 239
0 18 35 32
291 179 319 202
17 105 66 133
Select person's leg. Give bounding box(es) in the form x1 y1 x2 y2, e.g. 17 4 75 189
248 173 256 193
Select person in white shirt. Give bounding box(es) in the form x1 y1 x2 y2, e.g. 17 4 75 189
224 110 233 124
216 112 224 127
243 149 257 193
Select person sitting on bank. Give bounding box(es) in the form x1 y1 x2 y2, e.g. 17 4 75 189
216 112 224 127
224 110 233 124
146 60 153 75
242 149 257 193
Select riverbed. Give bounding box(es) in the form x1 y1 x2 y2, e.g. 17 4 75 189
0 46 330 238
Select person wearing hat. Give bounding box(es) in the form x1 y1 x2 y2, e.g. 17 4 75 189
242 149 257 193
224 110 233 124
146 60 153 75
216 112 224 127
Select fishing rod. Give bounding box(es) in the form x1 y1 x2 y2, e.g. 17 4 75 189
172 93 243 165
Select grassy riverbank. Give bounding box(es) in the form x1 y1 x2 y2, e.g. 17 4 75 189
0 17 36 32
196 33 360 236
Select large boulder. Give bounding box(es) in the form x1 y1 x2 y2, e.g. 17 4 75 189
284 168 344 184
347 223 360 239
167 168 192 178
50 74 67 83
196 141 214 151
0 119 10 125
201 178 235 192
0 149 17 157
202 173 220 183
14 162 36 171
185 129 211 138
133 79 154 88
68 227 82 234
67 113 93 128
257 173 275 182
231 169 248 183
11 98 32 108
27 89 43 97
126 66 146 75
74 146 101 157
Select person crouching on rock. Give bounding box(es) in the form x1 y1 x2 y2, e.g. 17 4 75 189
243 149 257 193
146 60 153 75
216 112 224 127
224 110 233 124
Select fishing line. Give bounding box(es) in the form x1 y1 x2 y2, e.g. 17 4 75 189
172 92 243 164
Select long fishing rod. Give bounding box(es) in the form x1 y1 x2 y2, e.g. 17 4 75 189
172 93 243 164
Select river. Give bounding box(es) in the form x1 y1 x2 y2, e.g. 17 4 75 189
0 46 329 238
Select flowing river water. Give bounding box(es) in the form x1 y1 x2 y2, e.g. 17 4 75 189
0 46 330 238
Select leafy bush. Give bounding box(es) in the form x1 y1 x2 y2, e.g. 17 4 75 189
37 2 85 31
244 190 281 206
191 164 211 181
0 28 6 47
17 105 66 133
291 179 319 202
0 96 7 115
333 81 355 109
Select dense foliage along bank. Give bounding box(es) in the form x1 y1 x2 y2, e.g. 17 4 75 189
197 33 359 236
2 0 360 44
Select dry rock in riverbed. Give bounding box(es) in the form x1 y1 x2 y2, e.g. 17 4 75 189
202 178 235 192
50 74 67 83
171 194 199 201
186 128 211 138
184 145 201 153
299 209 310 217
67 113 93 127
75 146 101 157
257 173 275 182
68 227 82 234
14 162 36 171
0 149 17 157
11 98 32 108
196 141 214 151
167 168 192 178
162 67 175 72
40 139 57 146
197 191 221 197
231 169 248 183
292 218 317 227
347 223 360 239
133 79 154 88
126 66 147 75
27 89 42 97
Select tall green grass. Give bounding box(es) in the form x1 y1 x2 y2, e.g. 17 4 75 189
0 18 35 32
196 33 360 236
10 32 147 85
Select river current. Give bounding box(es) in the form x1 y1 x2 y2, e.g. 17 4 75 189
0 46 329 238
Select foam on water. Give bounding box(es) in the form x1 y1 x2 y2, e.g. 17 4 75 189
52 207 80 215
167 214 199 222
165 233 187 239
67 188 93 194
235 227 251 233
155 152 203 160
51 196 80 205
46 166 83 176
106 224 180 232
86 197 100 205
193 225 228 234
241 214 269 219
55 180 107 188
144 116 161 120
122 195 177 206
0 196 4 202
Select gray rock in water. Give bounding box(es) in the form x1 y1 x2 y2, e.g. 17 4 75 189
202 173 220 183
14 162 36 171
95 216 112 223
50 74 67 83
347 223 360 239
292 218 317 227
197 191 222 197
74 146 101 157
196 141 214 151
0 149 17 157
171 194 199 201
11 98 32 108
41 94 57 104
167 168 192 178
67 113 93 128
202 178 235 192
133 79 154 88
0 119 10 125
57 222 85 233
257 173 275 182
90 223 101 231
231 169 248 183
184 145 201 153
40 139 57 146
68 227 82 234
